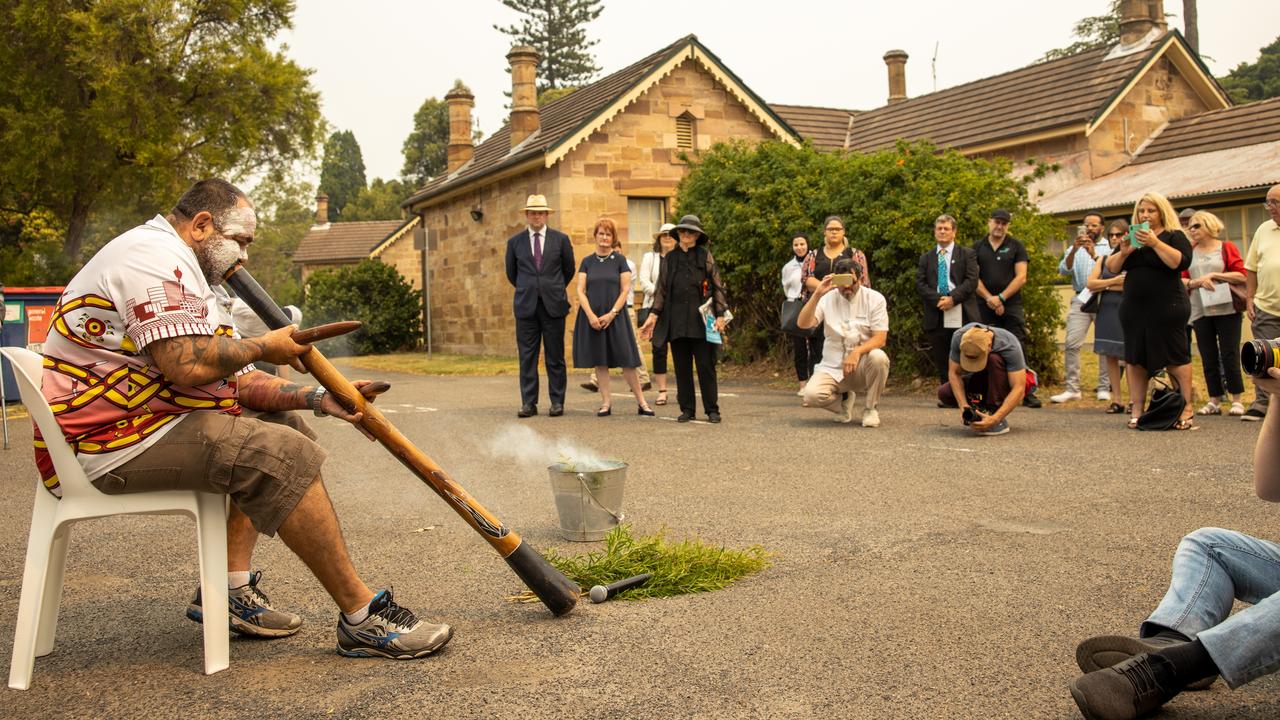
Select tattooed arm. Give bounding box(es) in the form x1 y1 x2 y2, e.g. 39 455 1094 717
237 371 311 412
148 325 307 387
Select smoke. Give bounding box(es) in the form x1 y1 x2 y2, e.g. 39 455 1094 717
487 424 619 473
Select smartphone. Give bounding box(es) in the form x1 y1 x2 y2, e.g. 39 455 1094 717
830 274 854 287
1129 221 1150 248
1077 224 1088 237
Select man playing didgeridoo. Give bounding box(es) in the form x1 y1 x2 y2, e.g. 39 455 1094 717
34 179 451 659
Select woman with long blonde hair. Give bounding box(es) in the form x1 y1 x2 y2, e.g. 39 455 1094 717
1103 192 1195 429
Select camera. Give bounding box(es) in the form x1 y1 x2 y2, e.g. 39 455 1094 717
962 406 979 425
1242 339 1280 377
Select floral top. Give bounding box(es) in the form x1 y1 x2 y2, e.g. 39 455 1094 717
799 245 871 299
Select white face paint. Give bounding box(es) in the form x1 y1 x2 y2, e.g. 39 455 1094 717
197 204 255 284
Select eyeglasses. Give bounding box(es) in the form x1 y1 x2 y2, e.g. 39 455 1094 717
1266 200 1280 210
824 226 844 233
1108 232 1125 238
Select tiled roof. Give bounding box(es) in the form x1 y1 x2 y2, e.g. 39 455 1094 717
293 219 413 265
770 104 858 150
1133 96 1280 164
404 36 696 206
844 40 1162 153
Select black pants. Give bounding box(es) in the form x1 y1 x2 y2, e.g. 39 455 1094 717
978 301 1028 352
936 352 1011 415
927 327 958 382
669 337 718 415
1193 313 1245 397
652 338 669 375
515 300 567 407
791 332 822 382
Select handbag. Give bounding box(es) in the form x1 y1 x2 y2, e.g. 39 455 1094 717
1137 374 1186 431
1229 284 1249 314
635 307 651 326
1081 291 1101 314
780 298 819 337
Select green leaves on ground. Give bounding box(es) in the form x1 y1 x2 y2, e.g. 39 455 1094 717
510 524 771 602
676 140 1065 380
303 260 422 355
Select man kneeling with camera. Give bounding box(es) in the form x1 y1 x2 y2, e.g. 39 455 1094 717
795 258 889 428
937 323 1025 436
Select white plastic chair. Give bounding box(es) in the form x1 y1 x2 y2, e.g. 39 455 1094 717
2 347 229 690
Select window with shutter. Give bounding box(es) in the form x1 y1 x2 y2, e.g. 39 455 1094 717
676 113 695 150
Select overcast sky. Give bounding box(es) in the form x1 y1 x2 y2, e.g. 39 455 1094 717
280 1 1280 183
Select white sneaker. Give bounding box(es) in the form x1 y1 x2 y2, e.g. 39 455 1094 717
861 408 881 428
833 392 856 423
1050 390 1082 403
1097 390 1112 402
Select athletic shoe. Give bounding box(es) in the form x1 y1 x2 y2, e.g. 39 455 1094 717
1242 408 1265 422
1051 390 1082 403
977 418 1010 436
1097 390 1113 402
833 392 856 423
1069 653 1180 720
336 589 453 659
861 408 880 428
186 570 303 638
1076 634 1216 691
1022 394 1043 408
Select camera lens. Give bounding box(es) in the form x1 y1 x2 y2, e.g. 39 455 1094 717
1242 339 1280 377
962 406 977 424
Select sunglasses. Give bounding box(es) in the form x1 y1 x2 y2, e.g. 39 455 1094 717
1108 232 1125 237
1189 223 1202 230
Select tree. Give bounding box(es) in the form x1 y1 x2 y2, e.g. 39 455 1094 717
493 0 603 91
243 175 315 308
319 131 367 222
1219 36 1280 103
1182 0 1199 53
401 96 450 187
342 178 411 222
1042 1 1122 61
676 140 1066 380
0 0 322 269
304 260 422 355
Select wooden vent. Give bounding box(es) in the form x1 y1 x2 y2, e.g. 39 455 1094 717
676 113 694 150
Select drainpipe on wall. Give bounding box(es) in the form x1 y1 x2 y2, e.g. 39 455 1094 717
413 218 431 354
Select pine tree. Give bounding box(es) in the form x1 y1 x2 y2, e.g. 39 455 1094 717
493 0 604 91
319 131 367 222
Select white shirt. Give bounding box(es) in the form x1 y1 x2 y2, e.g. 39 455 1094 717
637 251 662 309
781 257 803 300
625 258 636 307
527 225 547 257
812 286 890 382
936 243 954 282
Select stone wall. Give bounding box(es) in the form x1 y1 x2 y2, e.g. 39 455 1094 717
374 230 424 291
419 58 780 355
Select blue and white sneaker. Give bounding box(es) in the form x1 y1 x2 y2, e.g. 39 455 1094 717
977 418 1011 436
187 570 303 638
336 589 453 659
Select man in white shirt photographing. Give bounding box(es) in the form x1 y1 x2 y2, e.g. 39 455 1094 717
795 258 890 427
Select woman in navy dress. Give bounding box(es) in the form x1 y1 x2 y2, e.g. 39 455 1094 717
572 217 653 417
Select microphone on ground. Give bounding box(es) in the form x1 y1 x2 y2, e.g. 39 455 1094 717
589 573 653 603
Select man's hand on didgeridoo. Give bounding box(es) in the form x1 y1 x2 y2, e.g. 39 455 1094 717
319 380 391 440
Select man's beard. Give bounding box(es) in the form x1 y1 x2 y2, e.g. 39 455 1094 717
197 236 243 285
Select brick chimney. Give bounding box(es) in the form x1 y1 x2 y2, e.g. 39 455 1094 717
883 50 908 105
1119 0 1166 46
507 45 541 147
445 81 475 173
314 193 329 225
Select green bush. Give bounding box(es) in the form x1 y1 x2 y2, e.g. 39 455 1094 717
303 260 423 356
676 140 1065 381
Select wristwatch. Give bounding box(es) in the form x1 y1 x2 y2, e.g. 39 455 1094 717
307 387 328 417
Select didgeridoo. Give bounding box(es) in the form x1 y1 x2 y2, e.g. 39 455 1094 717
224 263 579 616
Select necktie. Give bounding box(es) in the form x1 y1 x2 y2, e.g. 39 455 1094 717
533 232 542 270
937 251 950 294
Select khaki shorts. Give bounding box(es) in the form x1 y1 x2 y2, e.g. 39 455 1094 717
92 410 326 536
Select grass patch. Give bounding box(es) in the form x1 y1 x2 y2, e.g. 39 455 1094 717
509 524 771 603
340 353 519 377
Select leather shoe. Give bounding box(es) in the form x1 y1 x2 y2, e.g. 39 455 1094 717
677 411 694 423
549 403 564 417
517 404 537 418
707 412 722 423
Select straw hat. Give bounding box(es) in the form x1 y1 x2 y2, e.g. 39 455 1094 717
653 222 676 240
522 194 553 213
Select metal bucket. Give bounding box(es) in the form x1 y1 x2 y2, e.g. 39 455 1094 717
548 460 626 541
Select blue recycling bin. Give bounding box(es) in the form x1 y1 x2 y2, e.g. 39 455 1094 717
2 286 64 404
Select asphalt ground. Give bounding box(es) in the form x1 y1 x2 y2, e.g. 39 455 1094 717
1 366 1278 719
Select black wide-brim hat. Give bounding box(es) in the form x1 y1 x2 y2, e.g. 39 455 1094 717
671 214 708 245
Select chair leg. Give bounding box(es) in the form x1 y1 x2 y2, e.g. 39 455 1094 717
194 493 229 675
34 522 72 657
8 499 58 690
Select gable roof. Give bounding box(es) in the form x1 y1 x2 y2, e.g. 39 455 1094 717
1133 96 1280 164
840 31 1226 155
404 35 800 208
293 218 416 265
770 104 858 150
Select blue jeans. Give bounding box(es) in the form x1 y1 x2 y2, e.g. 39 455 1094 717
1140 527 1280 688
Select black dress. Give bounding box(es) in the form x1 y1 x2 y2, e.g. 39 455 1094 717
1118 229 1193 370
572 252 642 368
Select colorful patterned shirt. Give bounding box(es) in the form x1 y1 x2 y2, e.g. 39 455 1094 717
34 215 248 496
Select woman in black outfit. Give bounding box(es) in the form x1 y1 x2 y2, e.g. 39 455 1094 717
639 215 729 424
782 233 820 393
1103 192 1196 430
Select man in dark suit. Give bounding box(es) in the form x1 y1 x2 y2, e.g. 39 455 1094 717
504 194 575 417
916 213 980 384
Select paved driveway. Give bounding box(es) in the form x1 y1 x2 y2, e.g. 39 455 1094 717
1 367 1277 719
